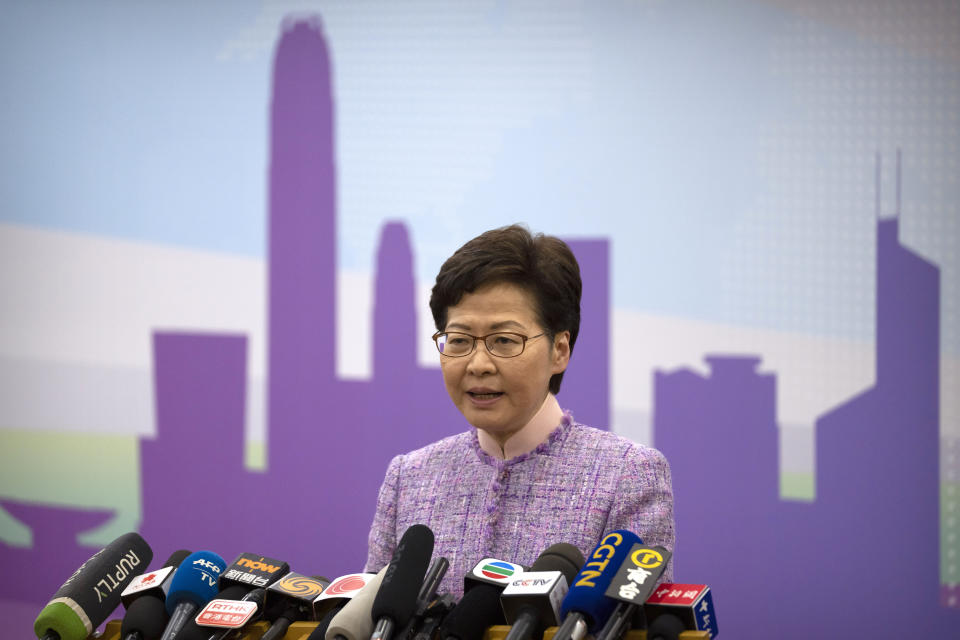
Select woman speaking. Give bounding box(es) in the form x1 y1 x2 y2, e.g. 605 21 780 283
364 225 675 597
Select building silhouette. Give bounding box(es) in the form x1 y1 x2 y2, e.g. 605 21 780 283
137 17 611 579
2 17 952 640
0 16 611 605
655 153 955 636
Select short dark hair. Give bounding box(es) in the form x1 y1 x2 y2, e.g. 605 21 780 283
429 224 582 394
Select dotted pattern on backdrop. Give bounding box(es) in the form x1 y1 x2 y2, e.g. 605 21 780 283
721 2 960 587
945 437 959 593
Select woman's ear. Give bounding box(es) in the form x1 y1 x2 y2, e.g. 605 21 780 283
551 331 571 374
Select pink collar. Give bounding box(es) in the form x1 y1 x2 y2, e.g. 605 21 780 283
476 393 565 460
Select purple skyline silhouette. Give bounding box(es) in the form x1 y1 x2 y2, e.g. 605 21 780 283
138 17 611 580
0 17 611 617
1 14 954 639
655 206 956 635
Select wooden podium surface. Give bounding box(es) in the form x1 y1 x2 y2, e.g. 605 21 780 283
99 619 711 639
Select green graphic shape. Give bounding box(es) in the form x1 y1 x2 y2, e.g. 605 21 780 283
0 429 140 547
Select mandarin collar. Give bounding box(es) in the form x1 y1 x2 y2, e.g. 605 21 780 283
472 407 573 468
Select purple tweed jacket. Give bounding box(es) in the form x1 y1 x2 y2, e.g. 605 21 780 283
364 413 675 598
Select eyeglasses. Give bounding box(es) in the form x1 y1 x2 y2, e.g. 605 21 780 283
432 331 547 358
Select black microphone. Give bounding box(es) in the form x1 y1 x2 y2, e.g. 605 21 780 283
440 587 502 640
394 556 449 640
259 573 330 640
501 543 585 640
647 613 685 640
307 605 342 640
34 531 154 640
437 557 526 640
218 553 290 592
410 593 457 640
415 557 449 616
643 583 718 639
593 545 671 640
120 549 192 640
370 524 435 640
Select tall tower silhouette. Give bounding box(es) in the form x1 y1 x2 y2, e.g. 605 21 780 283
373 222 418 378
268 18 338 471
814 150 942 628
654 151 954 636
557 240 610 428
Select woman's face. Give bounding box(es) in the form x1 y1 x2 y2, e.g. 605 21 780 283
439 281 570 440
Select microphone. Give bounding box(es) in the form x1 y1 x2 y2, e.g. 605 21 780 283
158 550 227 640
166 586 247 640
415 557 449 615
304 574 375 640
646 614 685 640
370 523 435 640
501 543 585 640
438 557 525 640
195 586 268 640
34 531 154 640
181 550 288 640
120 549 192 640
465 559 525 593
643 583 718 640
308 606 343 640
593 545 671 640
313 573 376 621
395 556 449 639
325 566 388 640
259 573 331 640
410 593 457 640
553 530 643 640
218 553 290 591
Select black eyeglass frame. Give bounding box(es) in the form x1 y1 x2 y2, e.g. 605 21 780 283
431 330 548 358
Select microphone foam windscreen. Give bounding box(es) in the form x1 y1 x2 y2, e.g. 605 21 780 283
370 524 434 626
326 566 387 640
120 596 168 640
34 531 153 640
118 550 190 640
647 612 685 640
215 584 250 600
308 603 341 640
560 530 643 631
531 543 585 584
165 550 227 614
163 549 192 568
437 583 503 640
